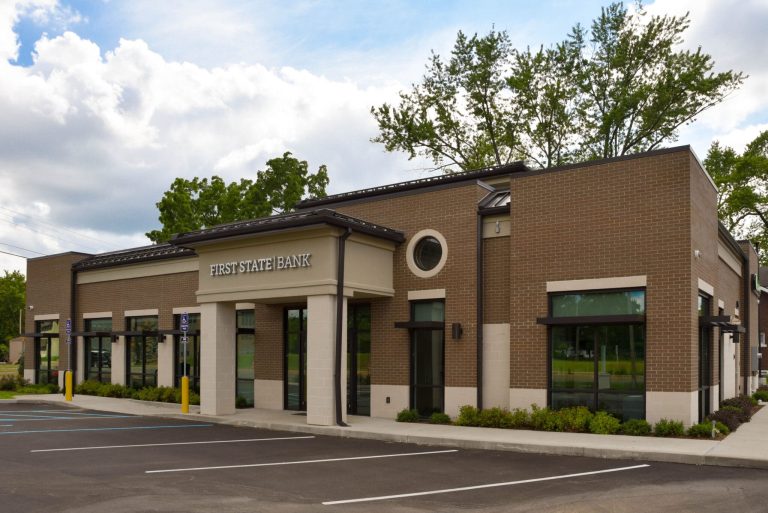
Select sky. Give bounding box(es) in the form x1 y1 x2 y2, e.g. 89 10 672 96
1 0 767 274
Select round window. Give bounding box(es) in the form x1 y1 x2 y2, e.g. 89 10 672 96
413 236 442 271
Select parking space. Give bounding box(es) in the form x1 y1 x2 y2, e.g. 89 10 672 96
2 403 768 513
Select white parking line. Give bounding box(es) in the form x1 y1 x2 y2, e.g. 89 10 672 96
0 415 133 422
32 435 316 453
146 449 459 474
322 464 651 505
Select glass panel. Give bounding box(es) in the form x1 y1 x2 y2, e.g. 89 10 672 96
237 310 255 329
552 290 645 317
285 331 300 410
552 391 595 410
129 337 143 387
99 338 112 383
38 338 50 383
413 301 445 322
414 236 442 271
596 324 645 420
144 335 158 387
128 316 158 332
237 379 254 407
237 334 255 380
698 294 711 317
413 330 443 386
356 325 371 416
551 326 595 390
86 318 112 332
38 320 59 333
413 386 443 417
286 309 301 333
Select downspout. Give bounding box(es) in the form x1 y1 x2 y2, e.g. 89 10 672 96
335 227 352 427
743 251 750 395
476 212 484 410
70 268 77 380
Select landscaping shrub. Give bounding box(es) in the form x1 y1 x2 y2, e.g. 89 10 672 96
396 408 419 423
478 407 513 428
721 395 757 420
753 390 768 402
708 409 742 432
619 419 652 436
714 421 730 436
16 383 59 394
530 405 559 431
588 411 620 434
455 405 481 426
556 406 593 433
0 374 22 391
429 412 452 425
721 405 751 423
16 354 23 376
653 418 685 437
235 396 249 409
687 422 715 438
75 380 103 396
508 408 531 429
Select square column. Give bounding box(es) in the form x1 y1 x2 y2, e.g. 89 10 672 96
111 336 126 385
200 302 236 415
306 294 347 426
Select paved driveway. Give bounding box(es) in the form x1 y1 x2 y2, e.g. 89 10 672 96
1 403 767 512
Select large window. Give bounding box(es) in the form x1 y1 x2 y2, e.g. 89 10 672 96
410 300 445 416
174 313 200 392
127 316 158 388
85 318 112 383
35 320 59 385
549 290 645 420
347 304 371 416
698 294 712 422
284 307 307 411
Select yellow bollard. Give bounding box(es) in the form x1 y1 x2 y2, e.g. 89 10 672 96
181 375 189 414
65 370 73 401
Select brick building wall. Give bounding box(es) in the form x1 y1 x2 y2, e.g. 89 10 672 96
483 237 510 324
508 149 695 393
25 252 90 371
332 183 488 388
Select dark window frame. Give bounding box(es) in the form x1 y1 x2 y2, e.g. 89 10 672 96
547 288 647 420
84 318 112 383
347 303 371 416
236 309 256 408
283 305 307 411
125 316 159 389
34 320 59 385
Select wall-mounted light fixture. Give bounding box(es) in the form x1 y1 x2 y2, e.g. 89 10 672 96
451 322 463 340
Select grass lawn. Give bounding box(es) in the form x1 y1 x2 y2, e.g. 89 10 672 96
0 390 17 399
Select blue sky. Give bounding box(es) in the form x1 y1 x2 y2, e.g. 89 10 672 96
0 0 766 273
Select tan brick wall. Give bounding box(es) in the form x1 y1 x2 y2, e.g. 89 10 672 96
334 183 486 388
254 303 283 381
77 271 199 332
508 150 694 393
25 252 90 371
483 237 510 324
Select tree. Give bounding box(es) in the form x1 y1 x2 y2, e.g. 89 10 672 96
372 2 745 172
146 152 329 243
705 131 768 264
0 270 25 361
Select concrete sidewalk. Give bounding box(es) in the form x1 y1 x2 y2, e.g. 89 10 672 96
6 394 768 470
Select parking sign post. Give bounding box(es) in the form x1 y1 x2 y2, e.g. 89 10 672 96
65 318 73 401
180 312 189 413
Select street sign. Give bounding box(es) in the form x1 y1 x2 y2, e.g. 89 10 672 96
66 318 72 345
180 312 189 333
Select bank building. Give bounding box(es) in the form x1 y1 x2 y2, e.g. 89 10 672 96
23 146 762 427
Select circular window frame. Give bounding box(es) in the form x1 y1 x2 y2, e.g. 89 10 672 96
406 229 448 278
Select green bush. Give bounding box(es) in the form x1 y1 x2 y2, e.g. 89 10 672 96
0 374 23 391
508 408 531 429
396 408 419 423
708 409 742 432
722 395 757 420
16 383 58 394
75 380 103 395
714 421 730 436
235 395 249 409
619 419 652 436
653 418 685 437
687 422 714 438
589 411 621 434
721 405 751 423
530 405 559 431
189 391 201 405
478 407 513 428
455 405 481 426
556 406 594 433
429 412 452 425
753 390 768 402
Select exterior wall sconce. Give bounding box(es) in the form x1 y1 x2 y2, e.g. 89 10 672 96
451 322 463 340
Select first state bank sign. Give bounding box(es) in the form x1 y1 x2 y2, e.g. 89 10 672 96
209 253 312 277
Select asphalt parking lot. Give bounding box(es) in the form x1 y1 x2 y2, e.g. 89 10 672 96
2 403 768 513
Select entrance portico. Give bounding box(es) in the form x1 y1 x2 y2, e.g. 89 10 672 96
170 209 404 425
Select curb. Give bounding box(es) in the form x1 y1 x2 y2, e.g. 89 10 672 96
8 398 768 470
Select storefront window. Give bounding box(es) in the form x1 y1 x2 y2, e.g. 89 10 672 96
549 290 645 420
127 316 158 388
35 320 59 385
410 300 444 416
85 318 112 383
237 310 255 407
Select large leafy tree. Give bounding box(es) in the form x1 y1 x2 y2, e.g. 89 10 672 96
706 131 768 264
0 270 25 361
372 2 745 172
147 152 329 243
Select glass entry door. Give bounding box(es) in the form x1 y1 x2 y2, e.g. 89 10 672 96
285 307 307 411
347 304 371 416
410 301 445 416
35 320 59 385
85 318 112 383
